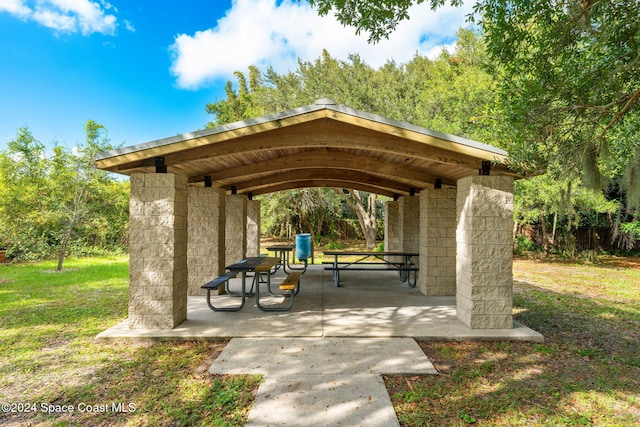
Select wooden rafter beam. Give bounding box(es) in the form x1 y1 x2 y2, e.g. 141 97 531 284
224 168 419 195
237 180 407 198
186 148 457 187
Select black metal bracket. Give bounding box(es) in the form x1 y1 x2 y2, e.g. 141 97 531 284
231 186 237 195
435 178 442 189
155 157 167 173
204 176 212 187
480 161 491 175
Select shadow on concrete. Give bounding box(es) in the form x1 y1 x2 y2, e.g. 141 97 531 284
97 265 543 342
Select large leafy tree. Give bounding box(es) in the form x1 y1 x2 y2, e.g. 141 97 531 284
305 0 640 176
307 0 465 43
304 0 640 249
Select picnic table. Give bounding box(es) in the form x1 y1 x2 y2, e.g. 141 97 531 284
201 256 301 312
323 251 419 287
266 244 308 273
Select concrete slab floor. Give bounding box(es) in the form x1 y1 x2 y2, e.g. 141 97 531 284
96 265 544 342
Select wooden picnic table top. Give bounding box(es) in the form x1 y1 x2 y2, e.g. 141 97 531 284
266 244 295 251
226 256 280 272
322 250 419 257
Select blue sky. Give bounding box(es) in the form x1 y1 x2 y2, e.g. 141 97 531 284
0 0 472 152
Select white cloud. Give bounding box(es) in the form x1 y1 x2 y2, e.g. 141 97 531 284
170 0 474 89
0 0 31 18
124 19 135 32
0 0 118 35
33 7 77 32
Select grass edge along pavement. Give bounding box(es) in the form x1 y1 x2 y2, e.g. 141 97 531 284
0 256 261 426
386 257 640 426
1 255 639 426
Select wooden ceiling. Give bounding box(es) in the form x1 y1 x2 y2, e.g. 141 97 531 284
96 100 515 198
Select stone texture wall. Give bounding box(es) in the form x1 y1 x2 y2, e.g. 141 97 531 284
399 196 420 252
187 186 226 296
226 195 247 263
246 200 261 257
384 201 400 262
419 187 457 296
456 175 514 329
128 173 188 329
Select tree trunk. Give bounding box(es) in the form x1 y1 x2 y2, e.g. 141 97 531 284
338 189 378 249
57 228 71 271
540 213 550 256
551 211 558 246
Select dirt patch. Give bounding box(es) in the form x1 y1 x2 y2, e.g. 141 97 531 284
195 341 227 374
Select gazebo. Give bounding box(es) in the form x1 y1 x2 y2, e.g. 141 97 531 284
96 99 517 330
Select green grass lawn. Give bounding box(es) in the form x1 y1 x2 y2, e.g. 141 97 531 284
0 256 260 426
1 254 638 426
386 256 640 426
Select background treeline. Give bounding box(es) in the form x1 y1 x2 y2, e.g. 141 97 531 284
0 121 129 268
1 27 638 262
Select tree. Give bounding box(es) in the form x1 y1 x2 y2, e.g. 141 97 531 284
0 127 50 258
47 120 119 270
338 189 379 249
0 122 129 263
305 0 640 250
307 0 464 43
206 66 263 127
306 1 640 174
261 188 340 241
514 170 619 254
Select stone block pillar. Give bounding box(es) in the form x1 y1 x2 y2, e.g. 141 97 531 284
384 201 400 261
456 176 514 329
419 187 457 296
246 199 261 257
128 173 188 329
399 196 420 252
187 186 226 296
226 194 248 263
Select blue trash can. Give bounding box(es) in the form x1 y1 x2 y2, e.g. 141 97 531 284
295 233 312 261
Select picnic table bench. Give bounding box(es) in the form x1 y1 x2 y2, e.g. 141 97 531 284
323 251 419 287
201 256 301 312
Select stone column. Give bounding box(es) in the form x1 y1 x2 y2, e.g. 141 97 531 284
128 173 188 329
399 196 420 252
187 186 226 296
419 187 457 296
384 201 400 262
246 199 261 257
456 175 514 329
226 194 248 262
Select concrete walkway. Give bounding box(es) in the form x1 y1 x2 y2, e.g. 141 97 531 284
210 337 437 426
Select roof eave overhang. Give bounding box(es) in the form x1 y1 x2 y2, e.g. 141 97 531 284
95 100 517 194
